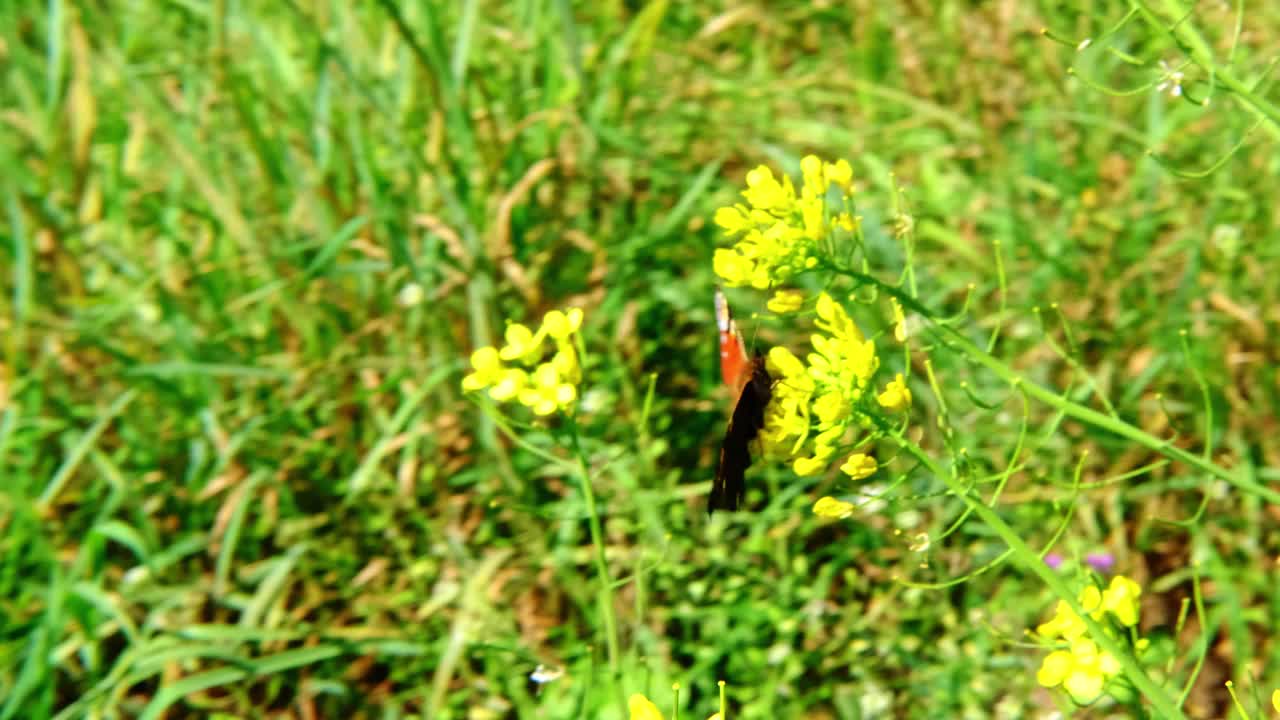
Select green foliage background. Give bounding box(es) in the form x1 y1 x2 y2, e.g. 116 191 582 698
2 1 1278 718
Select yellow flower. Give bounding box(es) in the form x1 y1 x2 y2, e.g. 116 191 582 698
800 154 824 192
1037 638 1119 705
713 247 754 288
628 694 664 720
741 165 795 212
1036 649 1073 688
489 368 528 402
461 346 504 392
839 453 877 480
499 322 545 362
766 289 805 314
1272 688 1279 713
800 196 826 240
714 205 750 235
1079 585 1104 619
1037 600 1087 641
877 373 911 411
814 292 864 343
813 496 855 519
812 390 850 429
542 308 583 340
518 362 577 416
766 346 807 379
1100 575 1141 626
824 158 853 189
793 455 827 476
550 346 581 385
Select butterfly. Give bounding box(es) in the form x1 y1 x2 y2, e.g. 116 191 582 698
708 289 773 513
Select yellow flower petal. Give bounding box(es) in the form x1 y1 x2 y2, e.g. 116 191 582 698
824 159 853 189
713 248 753 287
499 323 544 362
793 455 827 477
628 694 664 720
714 205 750 234
766 346 806 379
489 369 527 402
766 289 804 314
876 373 911 411
1062 668 1105 705
1036 650 1073 687
813 496 855 519
839 453 877 480
462 347 503 391
1101 575 1142 626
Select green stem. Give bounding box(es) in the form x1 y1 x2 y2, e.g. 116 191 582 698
1138 0 1280 134
894 437 1185 719
825 264 1280 505
936 326 1280 505
567 416 625 716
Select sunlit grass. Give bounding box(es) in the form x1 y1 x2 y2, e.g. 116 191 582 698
2 1 1278 718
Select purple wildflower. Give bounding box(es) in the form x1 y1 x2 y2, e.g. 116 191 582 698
1085 552 1115 573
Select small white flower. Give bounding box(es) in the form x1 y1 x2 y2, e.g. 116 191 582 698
1156 60 1184 98
1076 38 1092 51
529 664 563 684
397 282 425 307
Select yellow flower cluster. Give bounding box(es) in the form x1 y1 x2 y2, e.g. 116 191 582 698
461 308 583 416
756 292 909 483
1035 575 1146 705
713 155 856 289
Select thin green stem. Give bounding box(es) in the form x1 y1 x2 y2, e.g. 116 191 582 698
893 436 1185 719
935 326 1280 505
822 263 1280 505
566 416 626 717
1139 0 1280 133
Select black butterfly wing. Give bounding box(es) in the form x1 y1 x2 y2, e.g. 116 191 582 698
709 358 772 513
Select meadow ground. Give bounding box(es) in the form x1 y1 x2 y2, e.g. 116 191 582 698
3 2 1279 718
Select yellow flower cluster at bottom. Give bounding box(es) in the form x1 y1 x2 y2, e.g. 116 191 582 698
1035 575 1146 705
462 308 583 416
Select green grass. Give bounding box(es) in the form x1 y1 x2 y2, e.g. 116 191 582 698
3 1 1279 718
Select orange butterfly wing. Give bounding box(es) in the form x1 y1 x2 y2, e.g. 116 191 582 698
710 290 772 513
715 289 751 391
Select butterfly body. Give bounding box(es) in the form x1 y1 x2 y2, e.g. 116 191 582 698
709 290 772 513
